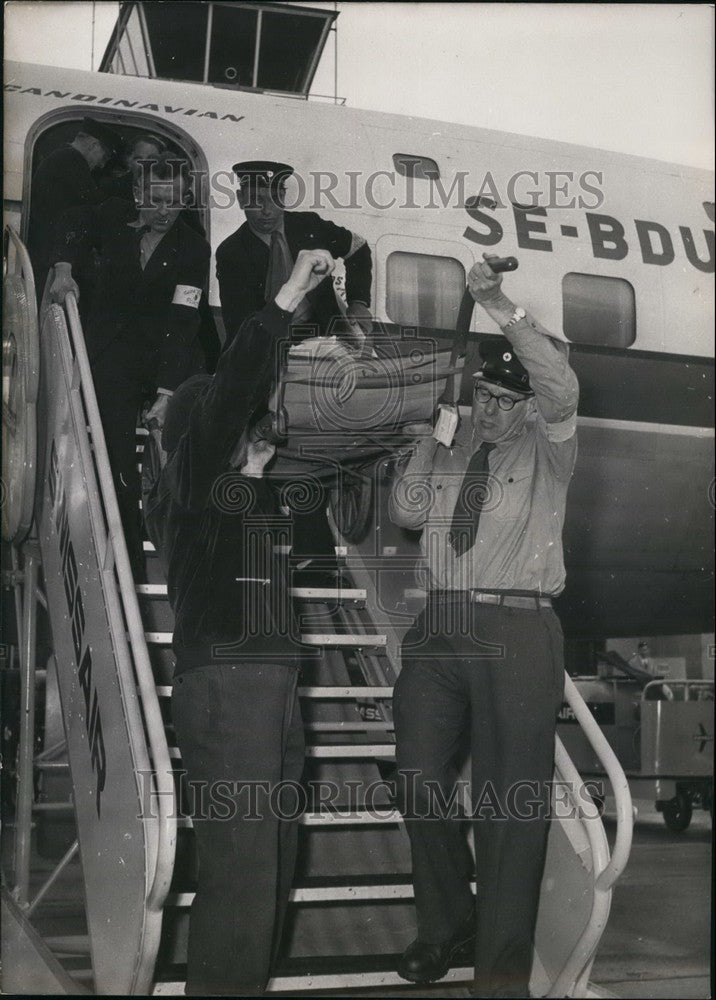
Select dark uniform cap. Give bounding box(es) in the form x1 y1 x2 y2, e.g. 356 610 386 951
162 374 212 453
80 117 123 157
473 336 533 395
232 160 294 189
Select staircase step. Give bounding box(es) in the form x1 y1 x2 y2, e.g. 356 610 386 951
168 745 396 761
44 934 91 955
153 960 474 994
175 808 404 830
292 587 367 603
156 685 392 698
145 632 387 648
167 883 419 907
136 584 366 603
303 721 394 732
301 634 387 648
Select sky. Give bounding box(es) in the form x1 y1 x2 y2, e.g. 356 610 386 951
3 2 714 170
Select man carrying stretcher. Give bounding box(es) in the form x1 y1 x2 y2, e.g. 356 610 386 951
146 248 335 995
390 254 580 997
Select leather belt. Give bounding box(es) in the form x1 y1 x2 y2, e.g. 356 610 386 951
428 590 552 610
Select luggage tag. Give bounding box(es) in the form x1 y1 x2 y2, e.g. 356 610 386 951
433 404 459 447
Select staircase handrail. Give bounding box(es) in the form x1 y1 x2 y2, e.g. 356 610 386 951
61 289 176 914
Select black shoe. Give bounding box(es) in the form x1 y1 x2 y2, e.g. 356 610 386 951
397 912 476 984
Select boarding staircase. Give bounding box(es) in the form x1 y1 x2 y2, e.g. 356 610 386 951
2 226 633 996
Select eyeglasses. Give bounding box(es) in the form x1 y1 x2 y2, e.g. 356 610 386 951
473 385 529 411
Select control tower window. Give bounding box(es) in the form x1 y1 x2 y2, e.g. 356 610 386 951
562 272 636 348
142 2 209 82
256 10 327 92
102 2 337 96
208 5 257 86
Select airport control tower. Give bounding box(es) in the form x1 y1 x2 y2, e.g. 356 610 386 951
100 0 338 100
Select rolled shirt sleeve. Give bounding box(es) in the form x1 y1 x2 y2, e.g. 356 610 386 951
502 312 579 428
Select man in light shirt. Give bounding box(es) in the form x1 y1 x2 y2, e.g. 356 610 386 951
390 254 579 998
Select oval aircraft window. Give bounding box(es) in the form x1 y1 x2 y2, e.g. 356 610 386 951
562 272 636 348
392 154 441 181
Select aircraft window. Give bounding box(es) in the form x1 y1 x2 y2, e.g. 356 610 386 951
208 5 257 86
392 155 441 181
142 1 209 82
386 252 465 329
562 272 636 348
257 10 327 92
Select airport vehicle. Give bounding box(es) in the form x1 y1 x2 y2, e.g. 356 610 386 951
2 3 713 994
558 654 714 832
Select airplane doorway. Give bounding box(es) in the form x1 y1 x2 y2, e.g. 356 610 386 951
23 113 219 370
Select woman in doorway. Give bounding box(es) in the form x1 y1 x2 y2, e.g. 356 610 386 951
48 153 211 578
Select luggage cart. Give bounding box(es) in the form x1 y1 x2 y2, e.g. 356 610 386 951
558 655 713 832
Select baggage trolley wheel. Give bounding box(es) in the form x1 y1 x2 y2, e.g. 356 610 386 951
329 472 373 544
661 788 692 833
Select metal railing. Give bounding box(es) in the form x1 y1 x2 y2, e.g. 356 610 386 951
545 674 634 997
62 290 177 918
3 229 177 992
642 678 714 701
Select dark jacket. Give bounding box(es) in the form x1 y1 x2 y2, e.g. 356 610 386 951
216 210 372 345
144 301 300 674
28 144 103 296
51 198 211 390
98 170 135 203
97 174 222 374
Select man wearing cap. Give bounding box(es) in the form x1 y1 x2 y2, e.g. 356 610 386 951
27 117 122 302
389 253 579 997
144 247 336 995
216 160 372 346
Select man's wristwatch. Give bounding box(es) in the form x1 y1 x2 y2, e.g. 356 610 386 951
504 306 526 328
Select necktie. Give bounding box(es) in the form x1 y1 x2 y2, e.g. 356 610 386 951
265 230 294 303
264 231 313 324
449 442 496 557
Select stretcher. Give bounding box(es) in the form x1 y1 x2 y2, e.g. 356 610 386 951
264 257 518 540
267 334 465 541
142 257 517 540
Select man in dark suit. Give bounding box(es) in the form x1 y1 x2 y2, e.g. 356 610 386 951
216 160 372 346
48 154 211 576
27 116 123 302
100 136 221 373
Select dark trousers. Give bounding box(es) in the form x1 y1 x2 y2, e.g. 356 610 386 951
172 661 305 995
91 340 158 577
393 599 565 998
